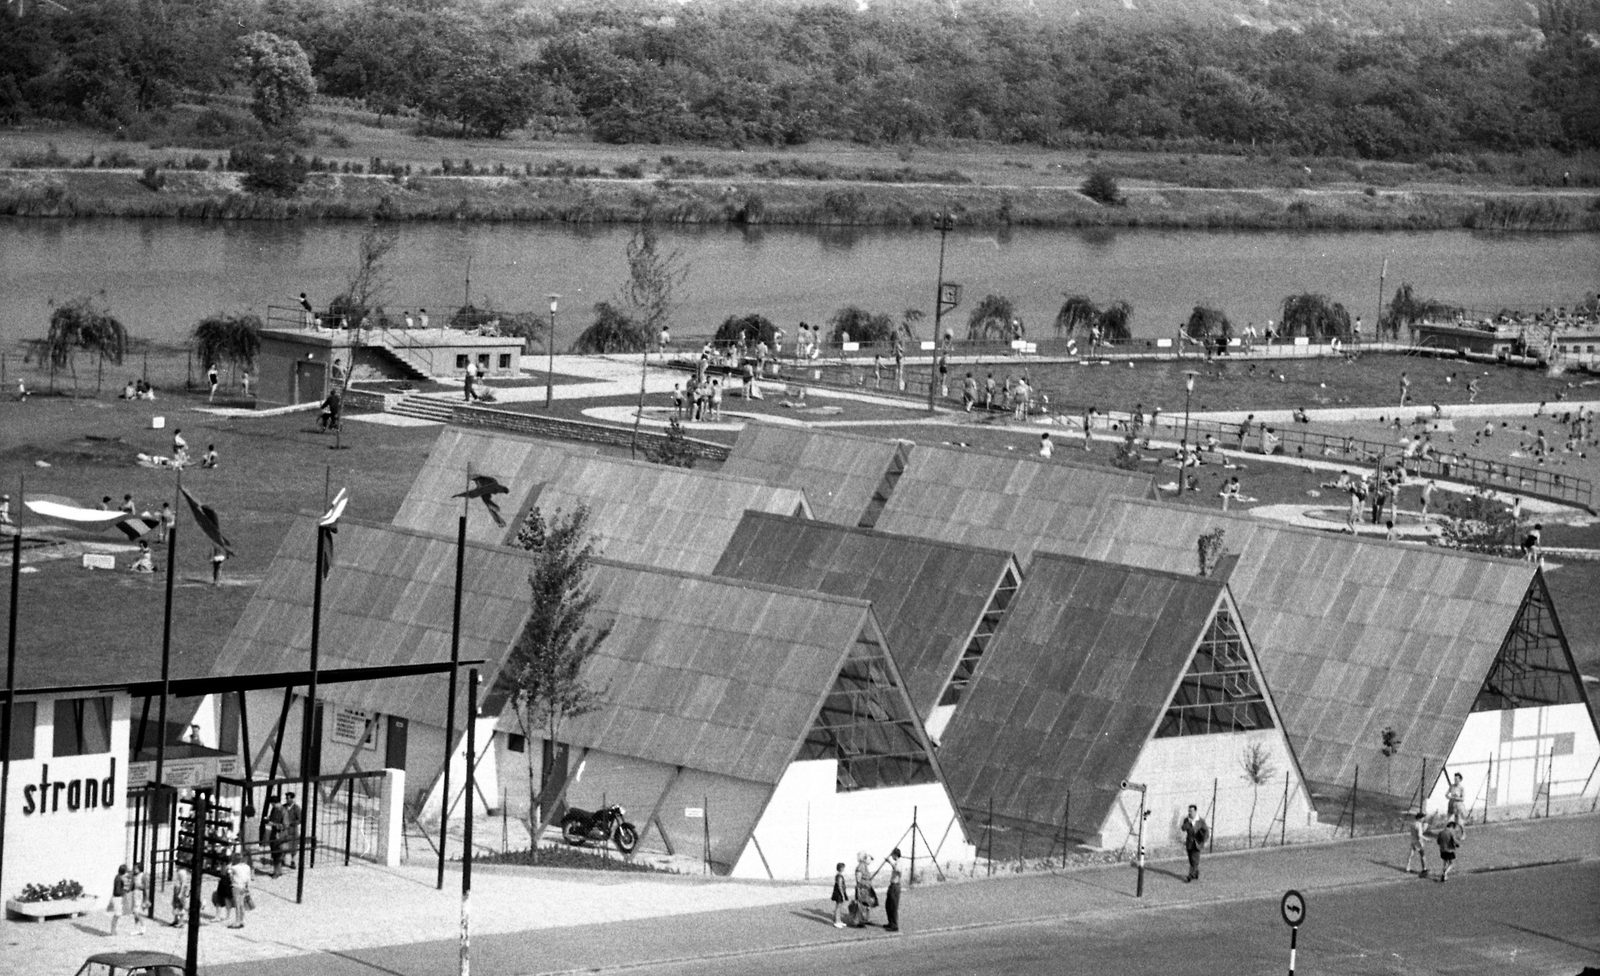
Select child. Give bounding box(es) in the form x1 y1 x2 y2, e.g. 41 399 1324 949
1405 811 1428 876
170 864 190 927
202 445 219 469
830 862 848 928
1436 818 1462 882
672 384 684 419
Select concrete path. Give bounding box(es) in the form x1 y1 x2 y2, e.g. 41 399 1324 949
8 812 1591 975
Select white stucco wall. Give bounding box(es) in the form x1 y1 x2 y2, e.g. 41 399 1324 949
1101 728 1316 854
1430 703 1600 820
733 759 973 880
3 692 131 903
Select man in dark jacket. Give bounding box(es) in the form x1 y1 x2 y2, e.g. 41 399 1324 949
1181 805 1209 883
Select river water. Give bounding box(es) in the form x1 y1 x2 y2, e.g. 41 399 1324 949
2 220 1596 349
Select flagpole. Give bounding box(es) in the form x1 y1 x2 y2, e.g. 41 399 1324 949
150 471 180 916
439 472 467 890
461 667 478 976
0 476 24 905
298 517 327 905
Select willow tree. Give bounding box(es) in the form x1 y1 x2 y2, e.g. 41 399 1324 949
1097 300 1134 341
193 313 263 385
1186 306 1233 342
1280 293 1352 340
828 306 895 344
1054 295 1099 337
1383 283 1459 339
46 296 129 396
967 294 1021 341
573 301 648 354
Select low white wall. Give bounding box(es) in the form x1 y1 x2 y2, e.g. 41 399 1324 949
3 692 131 902
733 759 973 880
1431 703 1600 820
1103 729 1316 854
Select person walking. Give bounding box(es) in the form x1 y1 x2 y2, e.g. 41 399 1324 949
169 864 191 927
1436 818 1463 882
1404 811 1429 876
883 847 903 932
224 853 252 927
281 792 302 868
108 863 147 935
1181 805 1209 883
1420 480 1436 524
830 862 849 928
1445 773 1467 823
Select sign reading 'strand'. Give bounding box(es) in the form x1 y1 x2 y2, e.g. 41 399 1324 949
20 758 118 816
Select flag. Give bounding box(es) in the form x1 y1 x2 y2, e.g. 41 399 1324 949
180 487 234 556
317 488 348 579
453 475 509 527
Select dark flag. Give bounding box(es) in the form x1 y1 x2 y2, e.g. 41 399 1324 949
318 488 349 579
180 488 234 556
453 475 509 527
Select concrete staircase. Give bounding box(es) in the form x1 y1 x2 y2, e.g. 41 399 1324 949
389 393 456 423
368 344 433 382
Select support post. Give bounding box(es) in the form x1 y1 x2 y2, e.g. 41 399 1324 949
297 520 329 905
1288 924 1299 976
1351 765 1360 838
183 792 207 976
152 514 178 915
1281 770 1290 846
1 527 21 904
461 668 478 976
343 777 354 867
439 510 467 889
909 805 918 889
1134 791 1146 899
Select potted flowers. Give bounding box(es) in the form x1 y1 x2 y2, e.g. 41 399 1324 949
6 879 99 921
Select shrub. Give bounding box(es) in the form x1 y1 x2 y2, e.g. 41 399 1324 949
18 880 84 903
138 165 166 192
231 143 309 197
1081 170 1121 205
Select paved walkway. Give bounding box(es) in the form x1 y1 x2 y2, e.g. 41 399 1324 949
7 813 1592 975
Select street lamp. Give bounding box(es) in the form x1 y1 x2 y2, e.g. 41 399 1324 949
545 294 560 409
1183 370 1199 459
929 212 955 414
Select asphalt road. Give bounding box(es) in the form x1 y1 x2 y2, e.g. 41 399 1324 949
622 861 1600 976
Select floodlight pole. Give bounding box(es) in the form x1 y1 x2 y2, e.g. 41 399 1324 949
928 213 954 414
297 519 328 905
0 497 21 905
439 499 467 890
545 295 560 410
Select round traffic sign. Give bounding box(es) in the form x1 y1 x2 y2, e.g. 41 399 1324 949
1280 889 1307 927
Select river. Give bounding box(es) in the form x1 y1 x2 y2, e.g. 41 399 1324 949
2 220 1596 349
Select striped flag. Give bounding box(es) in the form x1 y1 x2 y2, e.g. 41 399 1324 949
317 488 348 579
180 488 234 556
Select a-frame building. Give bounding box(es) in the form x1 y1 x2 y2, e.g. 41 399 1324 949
936 553 1313 853
538 559 970 878
712 511 1022 738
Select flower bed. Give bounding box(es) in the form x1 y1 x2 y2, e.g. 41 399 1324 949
6 879 99 922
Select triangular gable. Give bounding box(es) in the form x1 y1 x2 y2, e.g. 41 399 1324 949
1475 571 1591 714
1155 596 1275 738
794 613 941 792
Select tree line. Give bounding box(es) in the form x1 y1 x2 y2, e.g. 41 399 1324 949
2 0 1597 160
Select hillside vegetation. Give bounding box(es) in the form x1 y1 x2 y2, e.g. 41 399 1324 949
2 0 1598 168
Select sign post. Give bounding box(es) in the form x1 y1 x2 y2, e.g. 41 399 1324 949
1280 889 1306 976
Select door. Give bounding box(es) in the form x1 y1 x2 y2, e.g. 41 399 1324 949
384 715 408 770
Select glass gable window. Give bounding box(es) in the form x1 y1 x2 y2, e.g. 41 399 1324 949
53 696 112 757
1155 606 1273 737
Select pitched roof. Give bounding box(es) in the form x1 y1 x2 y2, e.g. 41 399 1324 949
712 511 1018 718
212 518 534 727
525 456 811 574
1057 497 1538 797
558 561 883 785
936 554 1229 836
720 427 907 527
391 428 592 544
871 443 1155 562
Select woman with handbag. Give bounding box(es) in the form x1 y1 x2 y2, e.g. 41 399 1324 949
226 852 254 928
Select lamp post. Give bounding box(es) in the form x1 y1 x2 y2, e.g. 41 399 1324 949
1183 370 1199 454
929 212 955 414
545 295 560 409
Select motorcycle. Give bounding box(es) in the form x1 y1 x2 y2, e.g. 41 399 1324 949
559 804 639 854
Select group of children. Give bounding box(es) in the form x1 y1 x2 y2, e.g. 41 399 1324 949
672 377 725 422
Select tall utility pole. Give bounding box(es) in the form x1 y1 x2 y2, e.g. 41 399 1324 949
928 213 956 414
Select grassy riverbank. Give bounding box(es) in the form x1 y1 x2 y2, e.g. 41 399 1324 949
3 118 1598 231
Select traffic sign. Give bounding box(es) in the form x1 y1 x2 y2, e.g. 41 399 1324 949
1280 889 1306 927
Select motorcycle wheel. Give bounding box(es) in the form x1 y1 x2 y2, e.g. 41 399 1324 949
561 817 587 846
614 822 640 854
